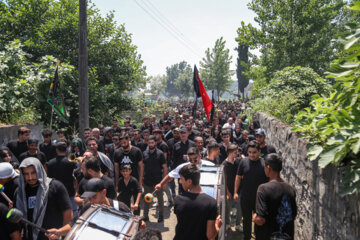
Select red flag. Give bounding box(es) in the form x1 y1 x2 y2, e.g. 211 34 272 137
194 66 212 120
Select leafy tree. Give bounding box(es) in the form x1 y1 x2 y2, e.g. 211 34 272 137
147 74 167 98
174 64 192 99
236 44 249 99
0 0 146 127
165 61 189 97
200 37 233 100
236 0 345 80
293 2 360 195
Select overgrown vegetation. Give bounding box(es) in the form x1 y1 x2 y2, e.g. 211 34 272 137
292 3 360 195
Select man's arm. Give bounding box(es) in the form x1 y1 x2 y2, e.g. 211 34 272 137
74 192 85 206
46 224 72 240
63 208 73 225
9 230 22 240
155 174 173 190
138 160 144 188
206 215 222 240
162 163 168 178
233 175 242 202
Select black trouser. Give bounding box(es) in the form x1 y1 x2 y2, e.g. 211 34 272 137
241 197 256 240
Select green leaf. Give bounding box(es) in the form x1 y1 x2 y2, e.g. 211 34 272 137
350 133 360 154
307 144 323 161
318 145 345 168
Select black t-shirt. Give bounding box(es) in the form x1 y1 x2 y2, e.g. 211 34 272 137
114 146 143 180
219 142 230 164
46 156 77 197
19 151 47 165
78 176 116 199
157 141 168 158
256 181 297 240
260 145 276 158
237 157 268 201
25 180 72 240
117 176 142 208
131 139 147 152
6 140 28 159
167 138 180 166
172 140 195 169
101 175 117 199
0 203 20 240
39 142 57 162
174 191 217 240
0 177 19 206
143 148 166 186
222 159 240 196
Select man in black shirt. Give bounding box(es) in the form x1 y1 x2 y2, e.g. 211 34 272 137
16 157 73 240
254 153 297 240
205 141 221 165
39 129 56 161
46 141 77 215
221 144 242 231
255 128 276 158
114 134 144 190
7 127 30 159
86 137 114 178
153 129 169 160
163 120 173 141
234 141 268 240
18 139 47 165
131 129 145 151
143 135 167 222
174 164 222 240
0 162 19 207
171 126 195 169
79 156 117 200
219 130 232 163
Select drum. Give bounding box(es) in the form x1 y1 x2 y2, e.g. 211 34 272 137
200 163 226 240
64 204 142 240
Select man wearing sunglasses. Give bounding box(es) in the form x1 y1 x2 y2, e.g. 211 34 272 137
155 147 214 192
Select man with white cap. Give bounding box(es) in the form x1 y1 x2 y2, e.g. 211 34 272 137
0 162 19 207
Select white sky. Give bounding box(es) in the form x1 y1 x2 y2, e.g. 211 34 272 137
91 0 257 77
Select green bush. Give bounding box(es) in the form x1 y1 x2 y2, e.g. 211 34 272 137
260 66 331 109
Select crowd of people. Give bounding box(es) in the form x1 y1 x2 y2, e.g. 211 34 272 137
0 100 297 240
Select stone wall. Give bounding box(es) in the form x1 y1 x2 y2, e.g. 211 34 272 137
0 124 44 145
253 112 359 240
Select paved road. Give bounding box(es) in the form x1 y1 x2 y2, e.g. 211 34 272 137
142 197 245 239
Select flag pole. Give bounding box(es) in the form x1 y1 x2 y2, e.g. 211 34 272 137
50 108 54 130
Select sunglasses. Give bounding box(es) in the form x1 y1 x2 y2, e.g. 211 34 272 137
189 157 198 162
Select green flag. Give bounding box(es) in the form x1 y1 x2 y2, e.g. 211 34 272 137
47 61 68 123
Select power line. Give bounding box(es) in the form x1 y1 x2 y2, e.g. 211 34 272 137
142 0 202 54
133 0 202 57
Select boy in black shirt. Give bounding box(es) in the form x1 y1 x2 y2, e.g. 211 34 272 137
174 164 222 240
39 129 57 161
117 164 142 215
255 128 276 158
221 144 242 231
254 153 297 240
18 139 47 165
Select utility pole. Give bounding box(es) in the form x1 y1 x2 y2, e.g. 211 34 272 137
79 0 89 139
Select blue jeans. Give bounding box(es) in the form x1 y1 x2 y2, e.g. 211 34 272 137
225 196 242 225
